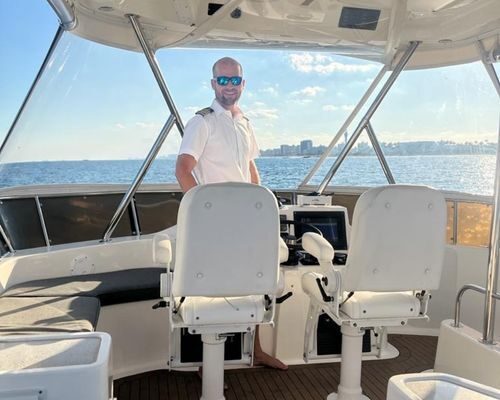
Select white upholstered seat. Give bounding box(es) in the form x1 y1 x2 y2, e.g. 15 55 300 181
162 182 282 400
301 184 447 400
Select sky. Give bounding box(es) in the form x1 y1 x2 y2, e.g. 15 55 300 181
0 1 499 162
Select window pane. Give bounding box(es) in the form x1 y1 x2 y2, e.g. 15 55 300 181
457 202 492 247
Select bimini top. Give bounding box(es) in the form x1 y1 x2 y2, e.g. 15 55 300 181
52 0 499 69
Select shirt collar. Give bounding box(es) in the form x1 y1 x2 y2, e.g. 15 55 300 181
211 99 244 119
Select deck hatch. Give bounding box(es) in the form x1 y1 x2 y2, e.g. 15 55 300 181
338 7 381 31
207 3 224 15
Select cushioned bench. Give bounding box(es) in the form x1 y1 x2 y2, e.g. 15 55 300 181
0 296 100 335
0 268 164 335
2 268 164 305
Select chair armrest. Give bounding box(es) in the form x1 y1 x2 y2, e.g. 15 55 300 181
302 233 334 262
279 237 289 264
153 234 172 267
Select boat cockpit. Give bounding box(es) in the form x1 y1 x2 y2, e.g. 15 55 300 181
0 1 499 399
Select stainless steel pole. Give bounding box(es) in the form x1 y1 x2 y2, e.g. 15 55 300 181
365 122 396 184
46 0 77 30
0 221 14 254
299 66 388 188
477 41 500 97
477 40 500 344
128 14 185 136
454 284 500 328
102 14 194 241
0 26 64 157
35 196 51 248
482 108 500 344
316 41 419 194
102 116 176 242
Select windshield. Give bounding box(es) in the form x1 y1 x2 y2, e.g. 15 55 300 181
0 2 498 195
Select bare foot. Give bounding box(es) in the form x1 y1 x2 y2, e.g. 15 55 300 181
254 351 288 370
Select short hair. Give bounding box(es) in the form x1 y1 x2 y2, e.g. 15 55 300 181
212 57 243 77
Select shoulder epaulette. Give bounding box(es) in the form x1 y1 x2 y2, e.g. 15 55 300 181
195 107 214 117
242 115 250 121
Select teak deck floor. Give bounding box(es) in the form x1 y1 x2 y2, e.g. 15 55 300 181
115 334 437 400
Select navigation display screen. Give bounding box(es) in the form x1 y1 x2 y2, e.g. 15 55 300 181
293 211 348 250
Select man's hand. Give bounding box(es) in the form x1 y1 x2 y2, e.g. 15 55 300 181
176 154 198 193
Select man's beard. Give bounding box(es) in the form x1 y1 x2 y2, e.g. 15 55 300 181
217 92 240 107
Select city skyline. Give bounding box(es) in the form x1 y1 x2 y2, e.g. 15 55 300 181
261 139 497 157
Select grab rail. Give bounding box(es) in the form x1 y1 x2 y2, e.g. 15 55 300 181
454 284 500 329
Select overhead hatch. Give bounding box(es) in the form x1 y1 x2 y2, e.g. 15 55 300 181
338 7 381 31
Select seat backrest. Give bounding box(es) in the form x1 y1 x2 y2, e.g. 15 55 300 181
343 184 446 292
172 182 280 297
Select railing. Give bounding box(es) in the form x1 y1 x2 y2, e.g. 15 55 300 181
0 190 184 255
454 283 500 330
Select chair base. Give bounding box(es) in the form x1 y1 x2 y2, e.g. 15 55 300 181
201 334 227 400
331 324 370 400
327 393 370 400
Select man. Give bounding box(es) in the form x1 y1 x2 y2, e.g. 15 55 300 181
175 57 287 371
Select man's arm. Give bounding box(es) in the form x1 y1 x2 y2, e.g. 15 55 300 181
249 160 260 185
176 154 198 193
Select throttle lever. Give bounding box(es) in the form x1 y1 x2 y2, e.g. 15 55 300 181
276 291 293 304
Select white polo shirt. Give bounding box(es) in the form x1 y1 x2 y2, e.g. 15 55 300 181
179 99 259 184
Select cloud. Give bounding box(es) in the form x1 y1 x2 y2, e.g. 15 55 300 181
259 87 279 96
341 105 355 111
322 104 355 112
246 107 279 120
184 106 200 114
291 86 326 97
435 102 447 117
135 122 161 129
322 105 338 111
289 53 378 74
288 98 313 105
115 123 126 129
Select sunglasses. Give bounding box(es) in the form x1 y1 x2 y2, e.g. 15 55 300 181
215 76 243 86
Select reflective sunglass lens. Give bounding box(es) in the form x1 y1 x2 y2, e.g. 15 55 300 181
216 76 242 86
230 77 242 86
216 76 230 86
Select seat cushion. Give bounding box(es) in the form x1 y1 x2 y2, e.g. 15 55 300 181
179 296 266 325
340 291 421 319
0 296 100 335
3 268 164 306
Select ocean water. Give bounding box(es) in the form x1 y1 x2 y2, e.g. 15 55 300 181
0 154 496 196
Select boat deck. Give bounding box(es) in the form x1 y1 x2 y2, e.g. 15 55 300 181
114 334 437 400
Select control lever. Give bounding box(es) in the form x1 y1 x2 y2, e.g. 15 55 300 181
315 277 333 302
340 291 354 307
264 291 293 310
152 296 186 314
276 291 293 304
152 300 167 309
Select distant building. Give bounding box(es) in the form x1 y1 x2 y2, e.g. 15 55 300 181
280 144 295 156
300 140 313 155
261 140 496 157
